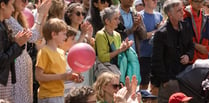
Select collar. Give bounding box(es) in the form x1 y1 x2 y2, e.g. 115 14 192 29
119 7 132 15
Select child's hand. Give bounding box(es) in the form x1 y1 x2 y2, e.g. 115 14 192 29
65 72 84 83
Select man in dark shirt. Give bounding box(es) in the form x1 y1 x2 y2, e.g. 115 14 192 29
151 0 194 103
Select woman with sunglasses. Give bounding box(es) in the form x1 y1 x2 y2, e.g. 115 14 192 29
4 0 51 103
93 72 121 103
64 3 93 44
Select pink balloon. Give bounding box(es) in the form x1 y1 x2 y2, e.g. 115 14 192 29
23 8 34 28
67 43 96 73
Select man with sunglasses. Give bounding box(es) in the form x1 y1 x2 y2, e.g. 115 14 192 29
184 0 209 63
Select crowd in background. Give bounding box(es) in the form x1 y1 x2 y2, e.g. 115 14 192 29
0 0 209 103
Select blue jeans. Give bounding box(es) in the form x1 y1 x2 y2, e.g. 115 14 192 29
38 96 64 103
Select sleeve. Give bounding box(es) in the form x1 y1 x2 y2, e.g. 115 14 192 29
134 15 147 40
151 31 169 87
5 17 40 43
0 42 23 67
95 31 111 63
185 23 194 60
35 48 48 70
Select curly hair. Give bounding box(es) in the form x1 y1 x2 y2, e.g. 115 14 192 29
65 86 95 103
93 72 120 102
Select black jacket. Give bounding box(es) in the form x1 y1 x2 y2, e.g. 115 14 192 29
0 21 24 86
151 20 194 87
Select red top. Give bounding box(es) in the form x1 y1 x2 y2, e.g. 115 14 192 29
191 6 202 43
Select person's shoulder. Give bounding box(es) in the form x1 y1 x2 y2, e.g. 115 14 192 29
153 11 163 17
95 30 105 38
57 48 65 55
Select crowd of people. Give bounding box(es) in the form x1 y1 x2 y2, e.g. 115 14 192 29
0 0 209 103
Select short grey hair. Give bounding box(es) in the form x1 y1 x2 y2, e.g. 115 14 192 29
100 6 119 25
163 0 182 15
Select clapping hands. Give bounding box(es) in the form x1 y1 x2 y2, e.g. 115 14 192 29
119 38 133 52
15 29 32 46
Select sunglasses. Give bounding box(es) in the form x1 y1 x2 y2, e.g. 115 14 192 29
112 84 121 89
75 11 85 17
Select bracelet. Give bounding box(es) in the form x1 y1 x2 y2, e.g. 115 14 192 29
35 20 41 25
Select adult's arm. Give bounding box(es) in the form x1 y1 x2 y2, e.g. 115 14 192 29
151 31 169 87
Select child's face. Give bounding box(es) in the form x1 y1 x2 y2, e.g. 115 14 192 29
59 34 76 52
54 30 67 46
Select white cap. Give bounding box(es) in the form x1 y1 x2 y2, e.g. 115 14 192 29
134 0 143 6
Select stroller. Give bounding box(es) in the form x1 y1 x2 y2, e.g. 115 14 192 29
176 60 209 103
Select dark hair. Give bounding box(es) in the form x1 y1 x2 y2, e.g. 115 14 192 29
66 26 77 38
89 0 112 37
65 86 95 103
0 0 9 5
64 3 82 25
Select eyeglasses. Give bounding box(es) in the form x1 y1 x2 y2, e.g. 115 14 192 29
192 0 204 3
112 84 121 89
75 11 85 17
22 0 28 3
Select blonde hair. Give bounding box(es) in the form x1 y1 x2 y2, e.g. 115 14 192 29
47 0 65 20
93 72 119 102
42 18 67 41
12 8 28 28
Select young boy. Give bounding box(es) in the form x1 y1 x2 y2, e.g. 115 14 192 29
35 18 83 103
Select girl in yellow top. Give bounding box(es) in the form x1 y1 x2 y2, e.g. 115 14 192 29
35 18 84 103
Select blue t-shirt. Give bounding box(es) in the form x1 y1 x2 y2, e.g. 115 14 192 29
139 10 163 57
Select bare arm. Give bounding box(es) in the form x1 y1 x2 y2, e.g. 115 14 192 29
35 66 66 82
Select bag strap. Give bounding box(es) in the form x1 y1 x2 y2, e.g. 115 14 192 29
103 30 113 52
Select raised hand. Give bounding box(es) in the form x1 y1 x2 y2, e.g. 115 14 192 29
15 29 32 46
114 87 128 103
37 0 52 15
132 13 142 31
